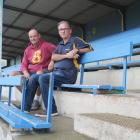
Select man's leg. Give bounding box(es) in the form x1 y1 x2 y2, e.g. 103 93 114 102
32 70 50 111
38 73 57 115
24 74 40 111
31 87 42 110
10 71 41 110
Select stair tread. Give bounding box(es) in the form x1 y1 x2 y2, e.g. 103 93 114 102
81 113 140 131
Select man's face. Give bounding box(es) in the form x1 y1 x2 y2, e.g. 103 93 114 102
58 22 72 40
28 30 40 46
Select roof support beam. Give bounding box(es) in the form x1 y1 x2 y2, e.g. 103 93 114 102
118 9 126 31
88 0 125 10
3 23 58 38
0 0 3 72
3 43 24 50
3 35 28 43
4 4 83 27
2 52 17 57
3 56 15 60
2 49 22 55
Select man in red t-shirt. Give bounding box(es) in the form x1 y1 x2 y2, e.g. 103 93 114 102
11 29 56 110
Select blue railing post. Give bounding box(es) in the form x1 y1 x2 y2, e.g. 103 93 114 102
80 64 84 85
47 72 54 124
8 86 12 105
122 57 127 95
21 77 27 112
0 85 2 101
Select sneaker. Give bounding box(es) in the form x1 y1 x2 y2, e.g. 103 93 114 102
31 100 40 111
35 111 47 117
24 110 30 113
52 109 58 117
35 110 58 117
13 104 21 109
14 104 31 112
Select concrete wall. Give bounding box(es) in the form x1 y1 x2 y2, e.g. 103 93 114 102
76 67 140 90
3 66 140 103
86 11 122 41
86 0 140 41
126 0 140 29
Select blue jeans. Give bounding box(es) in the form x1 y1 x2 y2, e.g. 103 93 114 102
24 73 57 112
38 69 77 112
24 73 40 111
24 69 77 112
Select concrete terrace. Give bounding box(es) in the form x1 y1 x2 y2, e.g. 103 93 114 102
0 115 94 140
1 89 140 140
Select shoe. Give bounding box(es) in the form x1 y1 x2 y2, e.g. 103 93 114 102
13 104 21 109
35 109 58 117
52 109 58 117
35 111 47 117
14 104 31 112
22 106 31 112
12 105 30 113
31 100 40 111
24 110 30 113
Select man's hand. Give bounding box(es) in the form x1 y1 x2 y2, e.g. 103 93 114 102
66 50 76 58
23 70 30 80
73 53 79 59
48 60 54 71
36 71 43 74
66 50 79 59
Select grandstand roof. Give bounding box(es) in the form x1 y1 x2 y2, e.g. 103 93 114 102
2 0 136 60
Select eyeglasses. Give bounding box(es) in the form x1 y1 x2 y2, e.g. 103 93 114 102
58 28 70 32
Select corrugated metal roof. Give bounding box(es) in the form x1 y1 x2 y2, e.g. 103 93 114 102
2 0 137 60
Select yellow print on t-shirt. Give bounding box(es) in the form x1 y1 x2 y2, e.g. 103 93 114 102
32 50 42 64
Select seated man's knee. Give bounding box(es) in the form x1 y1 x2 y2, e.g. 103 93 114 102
29 74 39 82
38 74 49 84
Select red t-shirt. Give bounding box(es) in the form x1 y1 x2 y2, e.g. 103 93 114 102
21 39 56 73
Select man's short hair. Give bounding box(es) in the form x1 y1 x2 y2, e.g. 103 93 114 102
28 28 39 34
57 20 71 28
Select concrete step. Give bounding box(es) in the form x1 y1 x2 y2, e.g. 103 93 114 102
55 91 140 119
0 118 13 140
0 116 95 140
74 113 140 140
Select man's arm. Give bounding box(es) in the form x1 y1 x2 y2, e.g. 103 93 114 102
51 53 67 61
48 60 54 71
52 51 79 61
73 37 93 54
52 47 92 62
21 50 31 79
78 47 92 54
